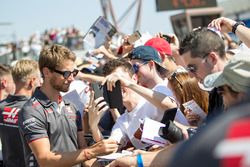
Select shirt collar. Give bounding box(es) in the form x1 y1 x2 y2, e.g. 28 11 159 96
33 87 71 108
6 94 30 101
33 87 52 107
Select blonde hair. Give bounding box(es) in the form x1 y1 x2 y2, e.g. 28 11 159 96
168 72 209 114
11 59 39 83
39 44 76 75
0 64 11 77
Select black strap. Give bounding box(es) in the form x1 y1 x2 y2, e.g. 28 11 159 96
232 21 245 34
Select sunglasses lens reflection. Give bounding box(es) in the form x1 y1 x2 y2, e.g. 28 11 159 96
133 64 139 73
63 70 79 79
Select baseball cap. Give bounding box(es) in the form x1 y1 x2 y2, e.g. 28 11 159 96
129 45 162 64
144 37 172 58
204 51 250 93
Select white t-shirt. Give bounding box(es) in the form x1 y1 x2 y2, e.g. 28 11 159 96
110 82 189 149
153 81 189 126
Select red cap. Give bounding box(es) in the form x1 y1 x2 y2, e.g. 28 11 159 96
144 37 172 60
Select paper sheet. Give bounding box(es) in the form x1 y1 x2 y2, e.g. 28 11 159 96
83 16 117 49
182 100 207 119
96 150 133 160
141 117 167 147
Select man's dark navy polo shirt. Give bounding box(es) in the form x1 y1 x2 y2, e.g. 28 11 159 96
0 95 29 167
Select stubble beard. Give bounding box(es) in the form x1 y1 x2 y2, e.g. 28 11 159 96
50 78 70 92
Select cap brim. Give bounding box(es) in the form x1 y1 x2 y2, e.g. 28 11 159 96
155 61 167 70
203 72 227 89
198 82 214 92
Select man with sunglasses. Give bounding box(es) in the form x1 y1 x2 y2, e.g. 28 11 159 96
128 46 188 125
18 44 118 167
179 27 232 122
108 52 250 167
128 46 168 89
89 57 187 151
203 52 250 110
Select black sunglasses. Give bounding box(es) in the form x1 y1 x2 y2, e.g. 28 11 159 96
132 61 148 74
186 55 210 73
53 69 79 79
186 65 197 73
216 86 225 95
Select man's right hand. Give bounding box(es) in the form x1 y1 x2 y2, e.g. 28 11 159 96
87 139 119 158
103 72 133 91
208 17 237 33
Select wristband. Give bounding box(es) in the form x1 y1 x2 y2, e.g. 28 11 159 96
137 154 144 167
232 22 245 34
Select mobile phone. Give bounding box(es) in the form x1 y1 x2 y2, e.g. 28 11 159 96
127 31 141 45
90 82 103 99
162 34 173 43
103 81 123 111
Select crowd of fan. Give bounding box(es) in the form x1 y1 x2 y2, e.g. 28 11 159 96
0 26 84 60
0 17 250 167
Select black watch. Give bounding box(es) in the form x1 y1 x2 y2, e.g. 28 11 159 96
232 21 245 34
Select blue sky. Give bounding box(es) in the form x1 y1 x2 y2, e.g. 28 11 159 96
0 0 182 42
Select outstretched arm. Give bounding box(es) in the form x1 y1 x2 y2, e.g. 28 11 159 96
92 45 118 60
104 72 177 112
29 138 118 167
108 144 177 167
209 17 250 48
77 72 105 83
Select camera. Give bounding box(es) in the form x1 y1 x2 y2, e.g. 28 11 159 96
158 108 197 143
159 120 184 143
159 108 184 143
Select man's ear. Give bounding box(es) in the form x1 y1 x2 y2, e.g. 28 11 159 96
27 79 33 90
42 67 51 78
0 79 7 89
145 60 154 71
207 52 218 66
28 77 37 89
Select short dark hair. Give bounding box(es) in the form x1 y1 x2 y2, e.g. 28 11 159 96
103 58 134 77
39 44 76 75
179 28 225 59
